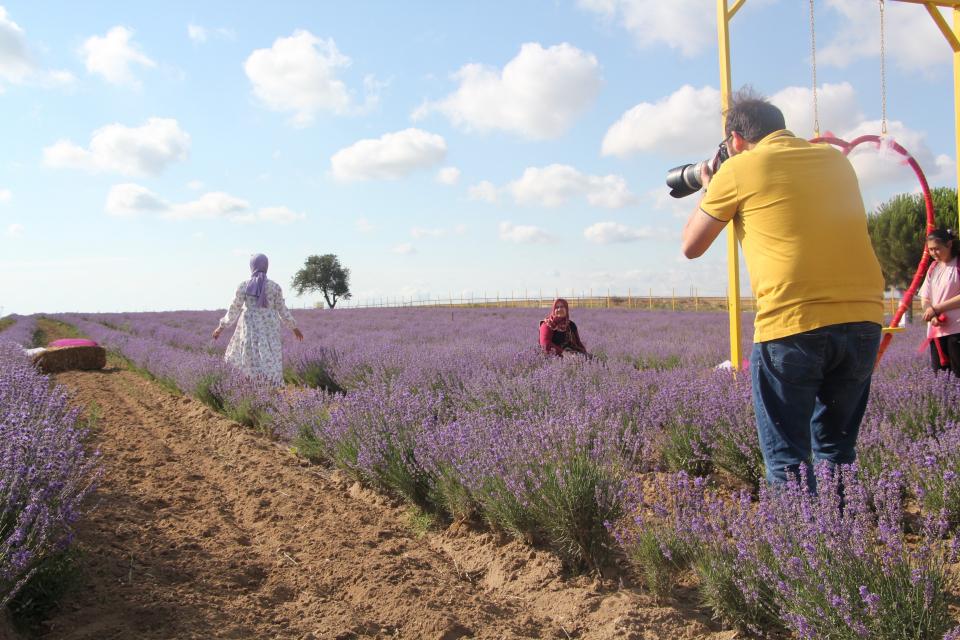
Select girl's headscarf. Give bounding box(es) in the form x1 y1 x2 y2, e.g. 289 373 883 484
543 298 571 332
245 254 269 308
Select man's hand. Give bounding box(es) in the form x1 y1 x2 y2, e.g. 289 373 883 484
923 306 938 322
212 327 222 340
293 328 304 341
699 163 713 191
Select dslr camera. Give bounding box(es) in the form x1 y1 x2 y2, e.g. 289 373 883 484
665 138 730 198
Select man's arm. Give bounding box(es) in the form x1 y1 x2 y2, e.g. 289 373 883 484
681 198 729 259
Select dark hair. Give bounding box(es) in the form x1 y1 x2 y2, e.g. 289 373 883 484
927 228 960 258
724 87 786 143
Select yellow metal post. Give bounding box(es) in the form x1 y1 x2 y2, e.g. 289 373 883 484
718 0 742 370
955 8 960 231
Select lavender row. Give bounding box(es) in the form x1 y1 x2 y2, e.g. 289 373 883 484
0 314 38 349
0 340 99 606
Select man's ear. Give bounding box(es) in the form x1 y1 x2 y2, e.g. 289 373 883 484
730 131 748 153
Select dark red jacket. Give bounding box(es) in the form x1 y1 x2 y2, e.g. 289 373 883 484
539 320 587 356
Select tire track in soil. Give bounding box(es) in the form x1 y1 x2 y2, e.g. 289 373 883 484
41 368 731 640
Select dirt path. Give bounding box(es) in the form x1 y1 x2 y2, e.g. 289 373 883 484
39 368 731 640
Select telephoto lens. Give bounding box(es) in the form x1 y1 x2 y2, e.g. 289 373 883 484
665 160 708 198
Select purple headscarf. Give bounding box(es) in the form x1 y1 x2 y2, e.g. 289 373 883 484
245 254 269 308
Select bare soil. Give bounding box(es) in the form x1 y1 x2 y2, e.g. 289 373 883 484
31 367 736 640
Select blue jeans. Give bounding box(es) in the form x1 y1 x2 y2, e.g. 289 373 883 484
751 321 882 488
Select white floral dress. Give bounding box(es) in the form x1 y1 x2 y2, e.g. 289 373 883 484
218 279 297 386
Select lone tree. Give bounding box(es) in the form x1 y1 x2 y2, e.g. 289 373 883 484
291 254 352 309
868 186 957 290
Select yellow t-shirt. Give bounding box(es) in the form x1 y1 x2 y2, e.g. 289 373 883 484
700 129 884 342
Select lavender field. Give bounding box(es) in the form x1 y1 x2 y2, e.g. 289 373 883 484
6 307 960 637
0 315 99 612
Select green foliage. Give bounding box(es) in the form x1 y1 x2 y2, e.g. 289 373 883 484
868 187 958 289
625 528 690 598
661 420 713 476
283 361 344 394
527 454 624 570
9 549 83 634
711 428 765 491
0 317 14 333
630 353 682 371
291 424 327 464
691 548 780 633
428 464 475 523
290 254 352 309
193 373 224 412
403 506 438 538
476 476 537 542
369 437 433 509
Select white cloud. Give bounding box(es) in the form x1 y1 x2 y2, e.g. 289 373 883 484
256 206 306 224
244 30 355 126
166 192 249 221
80 26 156 87
602 85 720 158
770 82 863 138
499 221 553 244
509 164 636 208
6 223 23 238
821 1 950 71
413 42 601 140
330 128 446 181
0 7 32 84
0 189 10 204
840 120 940 192
578 0 717 57
105 183 167 217
468 180 499 203
411 227 445 239
104 183 303 224
44 118 190 176
0 8 73 90
187 24 207 44
436 166 460 185
187 179 204 191
583 221 651 244
650 186 696 220
356 217 376 233
38 69 75 88
392 242 416 255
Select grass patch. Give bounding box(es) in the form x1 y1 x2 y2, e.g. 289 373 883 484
403 506 438 538
31 318 84 348
0 316 14 334
291 425 327 464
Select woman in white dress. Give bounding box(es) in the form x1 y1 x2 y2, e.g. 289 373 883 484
212 254 303 386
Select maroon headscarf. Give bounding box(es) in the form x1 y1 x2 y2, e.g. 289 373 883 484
543 298 571 332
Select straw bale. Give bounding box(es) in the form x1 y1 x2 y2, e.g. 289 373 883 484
31 345 106 374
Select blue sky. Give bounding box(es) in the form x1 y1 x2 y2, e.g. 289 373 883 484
2 0 958 313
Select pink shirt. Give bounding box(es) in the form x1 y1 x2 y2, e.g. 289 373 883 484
920 256 960 338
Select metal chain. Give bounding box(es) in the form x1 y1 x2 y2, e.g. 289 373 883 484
879 0 887 135
810 0 820 137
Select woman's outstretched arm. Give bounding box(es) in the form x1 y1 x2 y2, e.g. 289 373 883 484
270 282 304 341
213 284 244 339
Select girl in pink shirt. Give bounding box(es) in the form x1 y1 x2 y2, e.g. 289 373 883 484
920 228 960 376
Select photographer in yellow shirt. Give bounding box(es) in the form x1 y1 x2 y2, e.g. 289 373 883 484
681 88 884 490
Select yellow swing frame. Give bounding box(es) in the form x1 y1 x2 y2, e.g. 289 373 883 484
717 0 960 369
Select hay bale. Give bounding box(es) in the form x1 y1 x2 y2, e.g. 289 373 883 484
32 345 106 374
